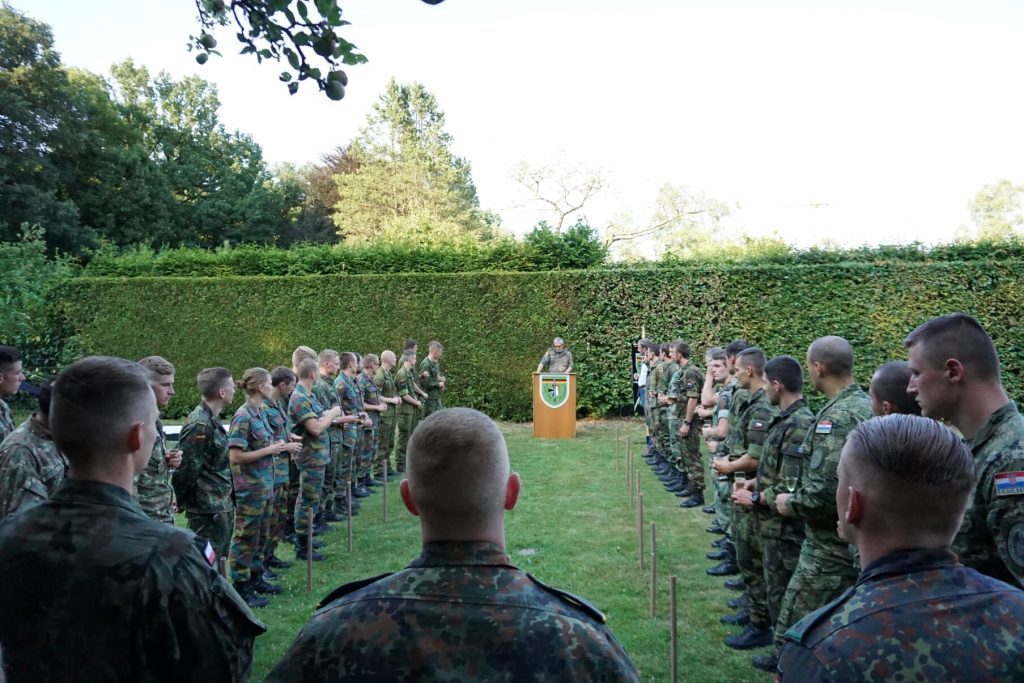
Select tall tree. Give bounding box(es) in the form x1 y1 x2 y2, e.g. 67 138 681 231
510 155 605 234
969 180 1024 241
333 79 496 245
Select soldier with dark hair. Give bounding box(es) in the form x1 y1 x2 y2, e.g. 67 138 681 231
393 351 422 473
0 377 66 519
779 414 1024 681
268 408 640 682
905 312 1024 587
0 345 25 442
0 356 265 681
419 341 445 416
263 366 298 570
174 367 235 560
375 350 402 477
868 360 921 416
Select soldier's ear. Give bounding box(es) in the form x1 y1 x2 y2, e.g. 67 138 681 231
400 479 419 517
504 472 521 511
126 421 144 453
845 486 864 525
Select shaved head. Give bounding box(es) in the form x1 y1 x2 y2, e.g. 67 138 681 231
406 408 511 537
808 336 854 377
381 350 396 366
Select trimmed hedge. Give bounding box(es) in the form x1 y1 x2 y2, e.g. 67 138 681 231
49 260 1024 421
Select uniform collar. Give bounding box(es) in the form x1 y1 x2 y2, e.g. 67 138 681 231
26 413 54 441
968 400 1019 451
50 479 148 517
858 547 959 585
778 397 809 420
818 382 862 415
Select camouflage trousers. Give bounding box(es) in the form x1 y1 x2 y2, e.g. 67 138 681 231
395 407 417 471
337 441 356 498
658 408 672 459
773 545 859 655
262 454 290 560
680 426 703 489
732 506 770 628
186 507 235 562
284 457 300 532
424 398 442 417
762 528 804 628
360 425 377 478
647 400 660 450
712 463 732 534
322 439 342 511
228 469 273 583
377 415 396 471
294 461 326 536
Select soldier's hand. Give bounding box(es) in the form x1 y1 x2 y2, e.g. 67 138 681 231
166 449 183 469
379 404 387 414
289 434 302 442
283 441 301 454
775 493 794 517
732 488 753 506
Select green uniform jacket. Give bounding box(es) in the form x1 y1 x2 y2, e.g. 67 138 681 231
787 383 871 564
135 419 174 524
757 398 816 540
174 402 233 514
418 358 443 401
395 365 417 413
375 366 398 424
0 415 67 520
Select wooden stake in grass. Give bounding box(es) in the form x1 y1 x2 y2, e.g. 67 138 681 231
382 461 388 524
670 575 678 683
650 521 656 617
635 468 641 512
347 480 354 552
306 517 314 594
638 492 645 569
218 556 228 580
616 424 621 473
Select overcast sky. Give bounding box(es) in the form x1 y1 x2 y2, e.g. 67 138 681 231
21 0 1024 248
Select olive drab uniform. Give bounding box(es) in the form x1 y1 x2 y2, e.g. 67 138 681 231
538 348 573 373
394 364 417 472
958 401 1024 588
0 398 16 443
174 402 234 559
227 402 275 583
135 419 174 524
262 396 291 562
335 372 363 486
709 379 733 532
718 380 749 536
288 383 330 537
358 370 382 476
774 383 871 656
375 365 398 472
658 359 679 461
312 375 343 512
756 398 815 629
419 357 444 417
646 360 665 451
0 415 67 520
673 362 706 490
730 387 779 631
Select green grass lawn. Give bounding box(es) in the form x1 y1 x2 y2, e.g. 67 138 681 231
243 420 772 682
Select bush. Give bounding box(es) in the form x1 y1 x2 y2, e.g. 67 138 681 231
49 259 1024 421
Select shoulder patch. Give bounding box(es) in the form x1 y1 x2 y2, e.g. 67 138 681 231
527 573 606 623
750 420 768 431
317 572 393 610
994 471 1024 496
815 420 832 434
191 536 217 567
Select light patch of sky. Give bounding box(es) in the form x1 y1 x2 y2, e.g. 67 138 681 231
21 0 1024 249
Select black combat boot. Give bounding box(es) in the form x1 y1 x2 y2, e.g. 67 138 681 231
233 581 269 609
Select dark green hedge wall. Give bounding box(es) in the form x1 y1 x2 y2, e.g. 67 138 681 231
49 260 1024 420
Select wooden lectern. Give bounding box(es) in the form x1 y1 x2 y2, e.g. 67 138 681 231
533 372 576 439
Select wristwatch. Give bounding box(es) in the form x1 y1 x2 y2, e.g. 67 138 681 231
751 490 761 505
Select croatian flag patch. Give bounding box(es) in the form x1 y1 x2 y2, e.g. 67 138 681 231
815 421 832 434
204 541 217 566
994 472 1024 497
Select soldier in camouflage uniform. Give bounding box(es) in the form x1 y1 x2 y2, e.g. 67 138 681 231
714 348 779 649
393 351 423 473
286 346 318 540
773 336 871 662
671 343 706 507
228 368 300 607
375 350 402 476
262 366 298 569
173 367 236 560
0 345 25 443
419 340 445 416
359 354 388 483
701 350 733 534
780 414 1024 681
267 407 639 682
656 344 679 469
313 350 345 521
0 356 264 682
645 343 665 456
732 356 814 673
135 356 181 524
868 360 921 417
289 359 341 560
335 352 372 501
905 313 1024 588
0 379 66 519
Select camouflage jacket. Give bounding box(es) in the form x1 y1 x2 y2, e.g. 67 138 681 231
788 383 871 564
0 479 265 682
263 395 290 442
228 401 275 480
0 398 13 442
334 372 362 443
173 402 232 514
723 384 752 458
375 366 398 423
646 360 665 410
539 348 573 373
958 401 1024 587
358 370 382 429
668 362 705 420
756 398 815 539
135 419 174 524
266 541 640 682
289 383 330 467
0 415 67 519
418 357 443 399
658 360 679 410
731 387 779 497
779 548 1024 682
395 365 418 413
313 374 343 445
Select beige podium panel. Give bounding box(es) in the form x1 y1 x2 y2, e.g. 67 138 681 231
533 373 576 439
